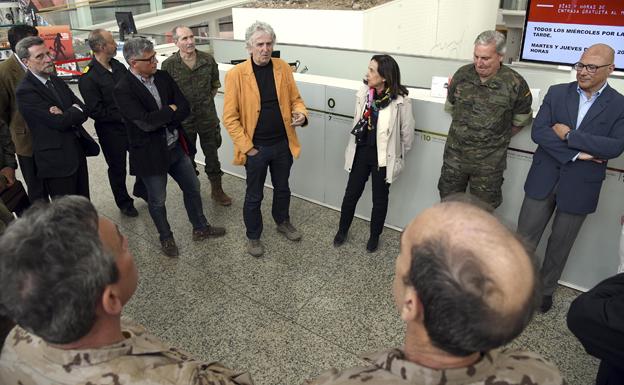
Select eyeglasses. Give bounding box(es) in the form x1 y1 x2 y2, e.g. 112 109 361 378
572 62 611 74
134 54 157 63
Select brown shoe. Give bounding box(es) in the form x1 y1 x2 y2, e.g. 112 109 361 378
210 176 232 206
160 237 179 257
247 239 264 257
192 225 226 241
276 220 302 241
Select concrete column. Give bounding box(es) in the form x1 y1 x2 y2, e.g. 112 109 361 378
68 0 92 28
150 0 163 13
208 17 219 37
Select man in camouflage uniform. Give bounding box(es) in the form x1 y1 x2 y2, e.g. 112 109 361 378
0 196 253 385
438 30 533 209
304 199 565 385
162 25 232 206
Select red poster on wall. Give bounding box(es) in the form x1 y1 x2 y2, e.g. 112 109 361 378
36 25 74 61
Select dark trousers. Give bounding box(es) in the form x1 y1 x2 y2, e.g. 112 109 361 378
596 361 624 385
44 149 90 199
141 143 208 241
96 127 143 209
17 154 48 202
243 140 292 240
517 193 586 296
338 145 389 238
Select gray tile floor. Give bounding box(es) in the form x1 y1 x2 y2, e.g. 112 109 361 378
83 152 598 385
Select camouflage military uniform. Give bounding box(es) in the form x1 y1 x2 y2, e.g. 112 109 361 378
438 64 532 208
0 321 255 385
161 50 223 180
304 348 565 385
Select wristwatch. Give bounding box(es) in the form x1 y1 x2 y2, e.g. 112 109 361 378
564 131 571 141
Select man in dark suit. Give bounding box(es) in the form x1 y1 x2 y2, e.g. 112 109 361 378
517 44 624 313
79 29 144 217
0 25 48 202
113 37 225 257
15 36 99 199
567 273 624 385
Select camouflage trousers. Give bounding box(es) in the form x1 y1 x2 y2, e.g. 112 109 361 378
187 123 223 181
437 159 504 209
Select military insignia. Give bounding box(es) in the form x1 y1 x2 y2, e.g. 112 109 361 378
82 65 90 73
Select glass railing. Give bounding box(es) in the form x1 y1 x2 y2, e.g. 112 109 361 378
51 28 212 80
35 0 236 29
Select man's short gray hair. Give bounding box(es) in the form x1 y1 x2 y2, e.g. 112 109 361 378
123 36 154 63
15 36 44 60
0 196 118 344
171 25 189 42
87 28 108 52
474 30 506 55
245 21 276 49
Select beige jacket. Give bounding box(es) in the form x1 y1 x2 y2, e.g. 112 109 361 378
0 321 255 385
344 86 415 184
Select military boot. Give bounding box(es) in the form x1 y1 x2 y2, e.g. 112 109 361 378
210 176 232 206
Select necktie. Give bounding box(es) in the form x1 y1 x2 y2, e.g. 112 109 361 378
45 80 62 105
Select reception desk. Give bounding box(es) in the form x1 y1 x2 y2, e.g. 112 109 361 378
209 63 624 292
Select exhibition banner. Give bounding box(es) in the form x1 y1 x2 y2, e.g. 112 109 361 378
520 0 624 70
37 25 74 60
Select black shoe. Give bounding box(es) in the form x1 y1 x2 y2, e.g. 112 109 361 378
540 295 553 313
366 236 379 253
160 237 179 258
333 231 347 247
120 205 139 217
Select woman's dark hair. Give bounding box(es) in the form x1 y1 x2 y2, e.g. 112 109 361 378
371 54 409 98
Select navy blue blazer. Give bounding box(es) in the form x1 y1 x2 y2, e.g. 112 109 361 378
524 82 624 215
16 71 99 179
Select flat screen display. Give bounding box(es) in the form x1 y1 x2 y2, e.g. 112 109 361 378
520 0 624 70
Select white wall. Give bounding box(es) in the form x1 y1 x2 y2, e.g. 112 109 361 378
363 0 499 60
232 0 498 59
232 8 364 49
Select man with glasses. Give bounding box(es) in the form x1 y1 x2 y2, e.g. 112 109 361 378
15 36 99 199
0 25 48 202
517 43 624 313
113 37 225 257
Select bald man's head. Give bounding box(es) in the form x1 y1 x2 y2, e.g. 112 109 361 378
577 43 615 94
584 43 615 63
396 201 539 356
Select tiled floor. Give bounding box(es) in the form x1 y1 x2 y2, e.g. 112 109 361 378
81 151 598 385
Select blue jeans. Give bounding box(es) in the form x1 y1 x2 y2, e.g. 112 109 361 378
142 143 208 241
244 140 293 240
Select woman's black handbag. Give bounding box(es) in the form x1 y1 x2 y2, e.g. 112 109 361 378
351 118 368 144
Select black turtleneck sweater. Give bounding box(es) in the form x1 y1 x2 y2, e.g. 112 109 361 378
252 59 287 146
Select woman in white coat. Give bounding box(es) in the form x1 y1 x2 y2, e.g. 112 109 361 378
333 55 415 252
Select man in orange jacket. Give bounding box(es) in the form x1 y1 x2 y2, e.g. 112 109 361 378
223 21 308 258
